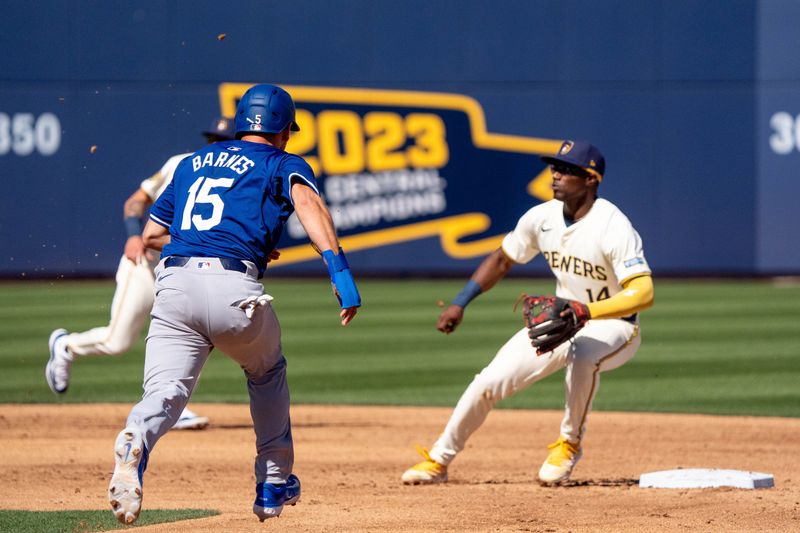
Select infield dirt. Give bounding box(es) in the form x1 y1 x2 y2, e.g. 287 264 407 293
1 404 798 532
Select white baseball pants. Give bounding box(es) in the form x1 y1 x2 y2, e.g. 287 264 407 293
65 255 156 357
429 319 641 465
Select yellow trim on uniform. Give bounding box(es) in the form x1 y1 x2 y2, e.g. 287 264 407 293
587 274 654 319
618 272 651 286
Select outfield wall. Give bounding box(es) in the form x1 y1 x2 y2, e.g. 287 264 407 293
2 1 799 277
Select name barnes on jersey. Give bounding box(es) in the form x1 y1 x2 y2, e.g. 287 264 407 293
191 150 255 175
541 251 608 281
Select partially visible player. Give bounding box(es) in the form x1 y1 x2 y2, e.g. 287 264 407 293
106 84 361 525
45 117 236 430
401 140 654 485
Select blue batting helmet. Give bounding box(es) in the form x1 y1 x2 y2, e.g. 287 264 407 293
234 84 300 138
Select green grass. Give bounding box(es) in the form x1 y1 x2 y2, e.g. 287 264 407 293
0 509 218 532
2 278 799 417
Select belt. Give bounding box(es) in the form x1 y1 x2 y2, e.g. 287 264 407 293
164 256 248 274
621 313 638 324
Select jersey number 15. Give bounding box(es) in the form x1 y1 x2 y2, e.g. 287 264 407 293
181 176 234 231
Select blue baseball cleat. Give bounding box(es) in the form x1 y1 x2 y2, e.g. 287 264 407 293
253 474 301 521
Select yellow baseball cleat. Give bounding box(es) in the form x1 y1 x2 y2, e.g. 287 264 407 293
401 445 448 485
538 436 582 484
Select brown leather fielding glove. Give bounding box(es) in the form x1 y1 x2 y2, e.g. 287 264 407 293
522 295 590 355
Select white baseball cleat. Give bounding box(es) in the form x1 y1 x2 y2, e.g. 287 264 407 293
45 328 72 394
109 427 148 525
172 408 210 430
538 436 582 484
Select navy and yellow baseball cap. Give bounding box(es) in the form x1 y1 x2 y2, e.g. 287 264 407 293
541 140 605 181
202 117 235 140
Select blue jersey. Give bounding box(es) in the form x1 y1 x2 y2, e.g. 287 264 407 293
149 140 319 275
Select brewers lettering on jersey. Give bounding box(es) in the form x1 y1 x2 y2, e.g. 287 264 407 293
106 84 360 525
401 139 654 486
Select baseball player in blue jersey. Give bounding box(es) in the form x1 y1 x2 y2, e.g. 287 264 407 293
107 84 361 525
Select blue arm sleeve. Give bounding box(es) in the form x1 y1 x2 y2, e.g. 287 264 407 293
322 248 361 308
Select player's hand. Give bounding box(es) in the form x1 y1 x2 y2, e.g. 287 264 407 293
340 306 358 326
267 249 281 263
124 236 147 263
437 305 464 335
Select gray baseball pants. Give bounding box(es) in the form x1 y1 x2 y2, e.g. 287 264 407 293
124 257 292 483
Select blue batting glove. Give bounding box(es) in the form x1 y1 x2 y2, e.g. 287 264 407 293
322 248 361 308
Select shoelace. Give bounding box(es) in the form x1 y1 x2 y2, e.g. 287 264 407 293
415 444 435 462
54 359 72 382
547 438 579 460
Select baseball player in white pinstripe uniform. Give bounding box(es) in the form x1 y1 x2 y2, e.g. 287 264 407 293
402 140 654 485
46 118 235 429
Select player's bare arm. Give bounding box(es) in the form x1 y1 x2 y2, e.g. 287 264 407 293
291 183 338 251
470 248 516 291
291 182 360 326
142 219 170 252
123 188 155 262
438 248 515 334
124 188 153 219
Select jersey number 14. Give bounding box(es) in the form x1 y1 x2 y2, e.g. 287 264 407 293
586 286 610 302
181 176 234 231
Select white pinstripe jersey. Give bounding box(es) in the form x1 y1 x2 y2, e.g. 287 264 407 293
502 198 650 304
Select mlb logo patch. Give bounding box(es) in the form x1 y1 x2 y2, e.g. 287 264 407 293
197 261 212 269
624 257 645 267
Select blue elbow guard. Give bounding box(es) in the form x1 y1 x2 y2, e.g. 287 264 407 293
322 248 361 308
